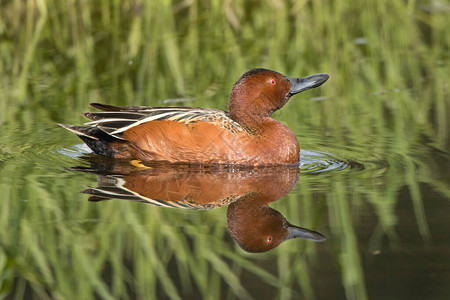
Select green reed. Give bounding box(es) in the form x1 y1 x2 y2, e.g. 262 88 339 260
0 0 449 299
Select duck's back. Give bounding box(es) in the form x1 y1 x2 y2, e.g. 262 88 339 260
60 103 266 164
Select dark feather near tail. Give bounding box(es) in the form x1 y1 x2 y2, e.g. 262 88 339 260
90 102 166 112
58 124 119 156
82 112 145 121
90 103 124 111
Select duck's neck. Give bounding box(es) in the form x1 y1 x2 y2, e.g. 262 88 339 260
231 111 287 138
232 114 268 135
229 95 276 135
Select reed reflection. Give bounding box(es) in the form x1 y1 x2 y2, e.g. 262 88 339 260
71 157 325 252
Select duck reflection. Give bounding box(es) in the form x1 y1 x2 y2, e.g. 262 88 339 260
72 157 325 252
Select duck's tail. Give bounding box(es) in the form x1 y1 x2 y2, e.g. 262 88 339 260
58 124 119 156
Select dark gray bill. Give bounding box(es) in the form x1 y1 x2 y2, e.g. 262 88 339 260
286 223 326 242
287 73 329 96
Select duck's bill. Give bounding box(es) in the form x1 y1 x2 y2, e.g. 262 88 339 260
287 73 329 96
285 223 326 242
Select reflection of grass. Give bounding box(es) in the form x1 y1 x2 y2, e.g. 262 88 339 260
0 167 276 299
0 0 449 299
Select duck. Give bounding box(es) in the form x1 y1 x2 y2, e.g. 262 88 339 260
60 68 329 165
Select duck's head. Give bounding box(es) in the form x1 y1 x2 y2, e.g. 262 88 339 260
228 68 329 125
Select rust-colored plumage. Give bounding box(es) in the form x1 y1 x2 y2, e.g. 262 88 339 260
60 68 329 165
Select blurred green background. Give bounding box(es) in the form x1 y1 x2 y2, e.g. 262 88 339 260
0 0 449 299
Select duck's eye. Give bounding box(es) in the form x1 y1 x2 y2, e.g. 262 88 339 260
266 236 273 243
268 79 276 86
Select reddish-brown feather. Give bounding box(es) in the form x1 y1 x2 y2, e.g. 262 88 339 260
115 118 299 165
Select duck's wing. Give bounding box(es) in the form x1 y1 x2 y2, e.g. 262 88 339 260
80 102 240 140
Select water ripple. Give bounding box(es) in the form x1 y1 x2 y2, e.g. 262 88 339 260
57 144 91 158
58 145 368 174
300 150 365 174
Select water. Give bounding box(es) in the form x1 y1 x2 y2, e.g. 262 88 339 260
59 144 362 173
1 1 449 299
2 120 448 299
